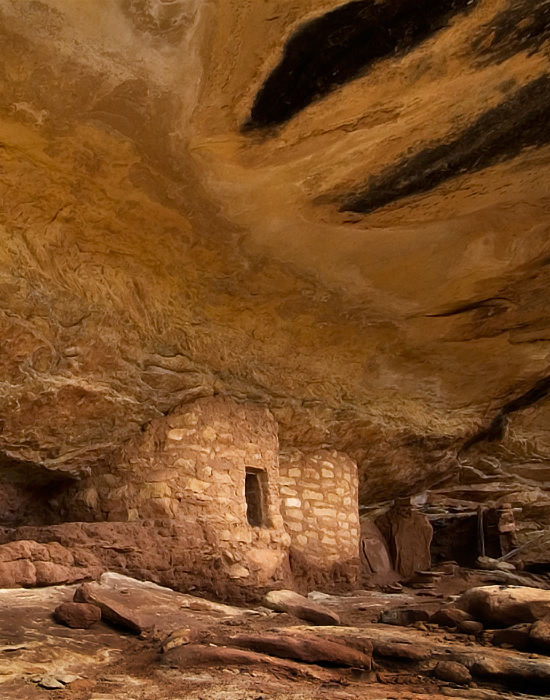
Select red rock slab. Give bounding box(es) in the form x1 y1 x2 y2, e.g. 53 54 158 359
263 590 340 626
73 573 248 635
456 586 550 627
225 632 372 668
162 644 343 682
74 583 143 634
374 641 431 661
286 623 550 686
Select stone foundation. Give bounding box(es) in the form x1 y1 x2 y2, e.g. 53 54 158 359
279 450 360 591
0 521 289 603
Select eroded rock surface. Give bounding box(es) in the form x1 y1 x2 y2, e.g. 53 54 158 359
456 585 550 627
73 572 252 635
0 0 547 510
3 575 550 699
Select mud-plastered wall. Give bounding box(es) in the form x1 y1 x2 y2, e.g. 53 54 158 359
278 450 360 590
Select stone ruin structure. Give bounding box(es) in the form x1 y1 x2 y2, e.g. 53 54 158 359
279 451 360 590
0 397 360 598
0 0 548 602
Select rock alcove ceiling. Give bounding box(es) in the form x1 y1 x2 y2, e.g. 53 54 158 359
0 0 549 506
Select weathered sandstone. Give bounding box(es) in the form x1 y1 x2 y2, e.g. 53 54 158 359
0 0 546 507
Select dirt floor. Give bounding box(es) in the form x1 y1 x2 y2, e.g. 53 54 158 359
0 572 548 700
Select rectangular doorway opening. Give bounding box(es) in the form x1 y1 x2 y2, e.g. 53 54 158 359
245 468 269 527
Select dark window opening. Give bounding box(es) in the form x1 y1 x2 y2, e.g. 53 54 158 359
245 468 269 527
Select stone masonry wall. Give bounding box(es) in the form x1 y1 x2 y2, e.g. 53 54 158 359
0 400 363 597
56 396 291 591
278 450 360 591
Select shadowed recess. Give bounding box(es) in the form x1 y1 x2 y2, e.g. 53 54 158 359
341 74 550 214
462 375 550 452
243 0 479 132
473 0 550 66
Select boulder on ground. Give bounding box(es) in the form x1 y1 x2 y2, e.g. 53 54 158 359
430 607 473 628
263 590 340 626
379 608 429 627
433 660 472 685
531 620 550 654
491 623 533 651
477 556 516 573
456 586 550 627
37 676 65 690
54 602 101 629
458 620 484 635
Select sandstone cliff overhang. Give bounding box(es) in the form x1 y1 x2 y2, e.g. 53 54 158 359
0 0 548 503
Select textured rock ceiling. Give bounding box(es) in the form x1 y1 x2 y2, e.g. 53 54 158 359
0 0 549 502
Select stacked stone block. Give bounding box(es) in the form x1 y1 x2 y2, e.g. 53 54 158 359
278 450 360 567
65 396 290 586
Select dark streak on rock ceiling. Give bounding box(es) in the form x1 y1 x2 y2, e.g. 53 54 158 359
472 0 550 66
462 375 550 453
243 0 480 132
340 74 550 214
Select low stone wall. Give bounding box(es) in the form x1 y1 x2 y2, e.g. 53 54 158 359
279 450 360 591
0 521 283 602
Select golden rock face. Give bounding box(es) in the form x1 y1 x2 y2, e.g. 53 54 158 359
0 0 549 500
